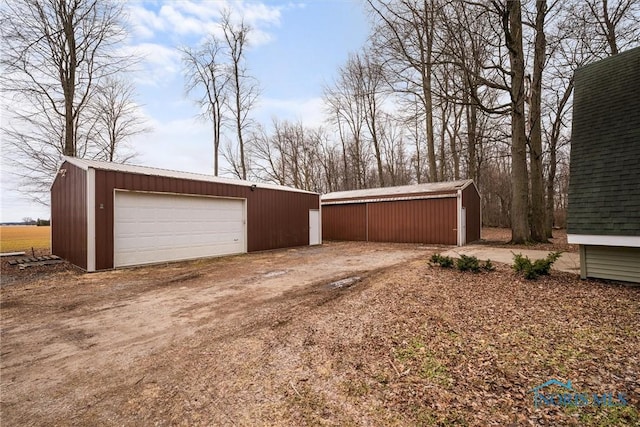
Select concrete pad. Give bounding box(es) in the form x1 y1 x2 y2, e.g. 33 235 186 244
442 245 580 274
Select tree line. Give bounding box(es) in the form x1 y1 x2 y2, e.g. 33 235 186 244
182 1 637 242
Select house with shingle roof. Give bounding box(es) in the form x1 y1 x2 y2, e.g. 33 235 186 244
567 47 640 283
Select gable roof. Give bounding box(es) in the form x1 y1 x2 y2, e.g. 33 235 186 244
567 47 640 237
61 156 318 195
322 179 474 203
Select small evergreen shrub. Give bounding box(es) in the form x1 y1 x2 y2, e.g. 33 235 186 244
456 254 480 272
512 251 562 280
430 253 454 268
483 259 495 271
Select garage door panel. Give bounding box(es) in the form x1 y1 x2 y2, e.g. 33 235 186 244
114 192 246 267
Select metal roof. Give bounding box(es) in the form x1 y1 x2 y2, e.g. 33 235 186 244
322 179 474 202
61 156 318 195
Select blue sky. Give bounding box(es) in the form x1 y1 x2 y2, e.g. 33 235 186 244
1 0 369 222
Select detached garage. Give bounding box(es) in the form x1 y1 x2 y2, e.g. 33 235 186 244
322 180 480 246
52 157 321 271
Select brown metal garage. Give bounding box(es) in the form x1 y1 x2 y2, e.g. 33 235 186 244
51 157 321 271
322 180 480 246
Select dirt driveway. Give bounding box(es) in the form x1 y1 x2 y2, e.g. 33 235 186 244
1 241 432 425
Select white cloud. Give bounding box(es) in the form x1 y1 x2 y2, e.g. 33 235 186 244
126 1 282 42
255 97 328 129
121 42 182 86
128 4 166 40
172 0 227 21
158 4 209 36
123 0 284 85
130 115 214 174
237 2 281 27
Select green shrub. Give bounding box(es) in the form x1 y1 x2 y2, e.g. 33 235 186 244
513 251 563 280
483 259 495 271
456 254 480 272
430 253 454 268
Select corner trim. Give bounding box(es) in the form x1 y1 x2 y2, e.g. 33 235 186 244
86 168 96 272
567 234 640 247
456 189 463 246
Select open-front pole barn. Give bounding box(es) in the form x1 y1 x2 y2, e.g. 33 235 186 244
51 157 321 272
321 180 480 246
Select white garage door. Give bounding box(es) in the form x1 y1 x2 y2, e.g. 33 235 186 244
114 191 246 267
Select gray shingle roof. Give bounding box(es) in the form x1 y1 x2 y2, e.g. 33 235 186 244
568 47 640 237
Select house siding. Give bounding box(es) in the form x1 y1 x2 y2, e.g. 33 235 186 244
51 161 87 269
568 47 640 237
583 245 640 283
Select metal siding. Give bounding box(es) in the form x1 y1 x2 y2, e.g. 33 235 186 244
91 170 318 270
321 195 459 245
51 161 87 269
322 204 367 241
368 198 458 244
584 245 640 283
462 184 481 243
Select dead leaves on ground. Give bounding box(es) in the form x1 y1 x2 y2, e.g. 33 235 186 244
273 261 639 426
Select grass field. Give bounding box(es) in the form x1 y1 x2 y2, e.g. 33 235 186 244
0 226 51 253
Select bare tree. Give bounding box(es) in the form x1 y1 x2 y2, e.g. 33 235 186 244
250 119 325 192
526 0 549 242
355 53 388 187
181 37 230 176
324 57 368 190
92 77 148 163
221 9 259 180
579 0 640 55
496 0 530 243
368 0 440 182
1 0 132 203
379 113 412 185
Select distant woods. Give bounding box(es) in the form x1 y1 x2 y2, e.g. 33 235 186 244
185 1 637 242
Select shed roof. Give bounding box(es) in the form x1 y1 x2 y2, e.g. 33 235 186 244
322 179 474 202
567 46 640 237
61 156 318 195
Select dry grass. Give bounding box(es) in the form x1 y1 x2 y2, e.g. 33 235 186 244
0 226 50 253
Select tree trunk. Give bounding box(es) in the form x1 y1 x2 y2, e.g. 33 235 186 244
62 0 76 157
545 134 557 238
421 1 437 182
465 88 478 182
234 70 247 179
423 67 437 182
505 0 530 243
545 77 574 237
213 114 220 176
601 0 619 55
372 129 385 187
529 0 547 242
450 103 462 180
